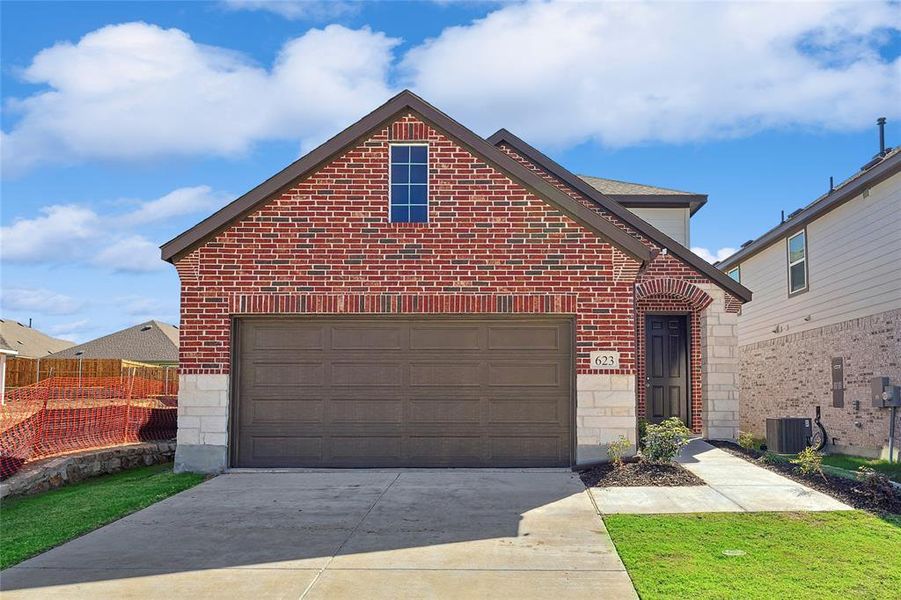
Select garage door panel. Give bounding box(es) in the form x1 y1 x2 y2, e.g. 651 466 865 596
251 363 324 386
250 399 324 424
409 326 481 350
488 362 563 387
234 317 572 468
327 399 404 424
331 363 402 387
250 326 324 351
251 437 323 461
408 399 481 424
488 326 563 350
331 326 403 350
409 362 481 387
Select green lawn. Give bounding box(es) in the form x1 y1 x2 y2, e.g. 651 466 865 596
0 463 205 569
605 511 901 600
821 454 901 483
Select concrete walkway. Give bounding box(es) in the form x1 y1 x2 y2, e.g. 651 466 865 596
591 439 852 514
1 470 637 600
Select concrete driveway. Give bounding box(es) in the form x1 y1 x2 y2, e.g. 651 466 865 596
1 470 636 599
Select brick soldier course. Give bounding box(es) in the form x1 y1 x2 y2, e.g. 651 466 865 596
162 91 750 473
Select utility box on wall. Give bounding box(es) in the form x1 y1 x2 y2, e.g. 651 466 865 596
872 377 901 408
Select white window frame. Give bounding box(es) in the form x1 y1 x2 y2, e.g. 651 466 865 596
786 229 808 296
726 266 740 283
388 142 430 223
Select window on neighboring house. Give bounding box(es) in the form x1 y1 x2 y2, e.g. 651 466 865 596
390 144 428 223
787 230 807 295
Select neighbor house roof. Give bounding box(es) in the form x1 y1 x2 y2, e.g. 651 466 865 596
488 129 752 303
717 147 901 270
0 319 74 358
161 90 651 265
47 320 179 363
578 175 708 215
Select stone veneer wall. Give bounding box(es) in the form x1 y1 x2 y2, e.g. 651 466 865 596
576 374 636 463
175 374 229 473
740 308 901 458
699 284 740 441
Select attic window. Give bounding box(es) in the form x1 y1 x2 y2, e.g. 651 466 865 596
389 144 428 223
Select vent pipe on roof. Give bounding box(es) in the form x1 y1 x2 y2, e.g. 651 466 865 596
829 176 834 193
878 117 887 156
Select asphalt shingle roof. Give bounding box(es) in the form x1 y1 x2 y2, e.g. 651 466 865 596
0 319 75 358
577 175 697 196
47 320 179 363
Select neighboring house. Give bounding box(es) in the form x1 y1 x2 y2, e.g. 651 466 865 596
0 319 74 358
718 140 901 458
48 320 179 366
162 90 750 473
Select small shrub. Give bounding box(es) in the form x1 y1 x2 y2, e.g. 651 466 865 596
738 431 765 452
856 466 895 503
606 436 632 468
761 451 785 465
642 417 692 464
791 447 825 479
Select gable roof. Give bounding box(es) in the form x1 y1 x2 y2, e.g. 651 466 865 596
161 90 650 264
488 128 752 302
0 319 75 358
47 320 179 363
578 175 707 215
717 147 901 270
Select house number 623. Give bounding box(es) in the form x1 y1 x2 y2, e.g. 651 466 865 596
590 351 620 369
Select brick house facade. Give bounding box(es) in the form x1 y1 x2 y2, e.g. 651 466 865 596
163 91 750 472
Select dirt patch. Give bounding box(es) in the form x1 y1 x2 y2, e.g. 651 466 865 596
708 440 901 515
579 459 704 487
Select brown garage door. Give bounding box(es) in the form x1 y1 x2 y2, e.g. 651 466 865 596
233 317 573 468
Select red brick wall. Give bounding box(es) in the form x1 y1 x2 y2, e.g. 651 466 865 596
176 114 642 375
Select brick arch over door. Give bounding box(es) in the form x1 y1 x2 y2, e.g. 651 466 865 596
635 278 712 433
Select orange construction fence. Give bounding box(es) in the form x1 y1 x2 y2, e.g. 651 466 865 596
0 374 178 479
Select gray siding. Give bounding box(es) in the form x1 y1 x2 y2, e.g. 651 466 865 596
735 173 901 346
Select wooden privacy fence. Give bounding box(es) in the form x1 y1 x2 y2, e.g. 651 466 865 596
0 371 178 479
4 357 178 391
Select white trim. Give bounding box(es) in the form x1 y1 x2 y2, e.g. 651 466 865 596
388 142 430 223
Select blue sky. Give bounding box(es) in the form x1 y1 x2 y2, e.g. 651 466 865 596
2 0 899 342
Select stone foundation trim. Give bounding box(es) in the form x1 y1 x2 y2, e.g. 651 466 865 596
0 441 176 499
576 374 637 464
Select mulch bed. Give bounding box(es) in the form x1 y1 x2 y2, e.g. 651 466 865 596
708 440 901 515
579 459 704 487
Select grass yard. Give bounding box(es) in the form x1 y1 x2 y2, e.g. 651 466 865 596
821 454 901 482
0 463 205 569
605 511 901 600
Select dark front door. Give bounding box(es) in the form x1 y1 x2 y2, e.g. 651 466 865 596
645 314 689 425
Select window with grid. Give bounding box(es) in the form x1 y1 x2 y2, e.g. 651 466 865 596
390 144 428 223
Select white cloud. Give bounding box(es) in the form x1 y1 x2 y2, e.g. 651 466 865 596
2 22 399 175
221 0 359 20
92 236 167 273
116 185 230 226
0 287 84 315
0 205 99 262
691 247 737 264
401 1 901 148
1 186 225 271
115 295 178 323
47 319 91 342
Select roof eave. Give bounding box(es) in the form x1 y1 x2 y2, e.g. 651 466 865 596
717 151 901 270
488 128 752 303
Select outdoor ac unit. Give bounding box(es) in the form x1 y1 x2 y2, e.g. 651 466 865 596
765 418 812 454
